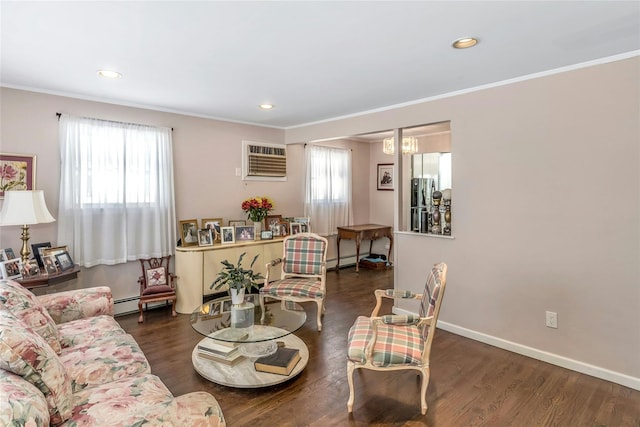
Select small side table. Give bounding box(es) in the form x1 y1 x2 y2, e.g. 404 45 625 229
16 265 81 289
336 224 393 272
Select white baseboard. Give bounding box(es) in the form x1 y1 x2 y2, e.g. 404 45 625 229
393 307 640 391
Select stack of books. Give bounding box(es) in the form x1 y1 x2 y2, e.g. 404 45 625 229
197 340 244 366
254 347 301 375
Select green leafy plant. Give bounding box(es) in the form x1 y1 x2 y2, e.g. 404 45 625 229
210 252 264 292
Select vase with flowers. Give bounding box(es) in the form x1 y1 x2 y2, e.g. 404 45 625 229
241 196 273 239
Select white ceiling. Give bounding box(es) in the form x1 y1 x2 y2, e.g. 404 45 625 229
2 1 638 129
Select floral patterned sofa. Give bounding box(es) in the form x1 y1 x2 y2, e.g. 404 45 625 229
0 279 225 426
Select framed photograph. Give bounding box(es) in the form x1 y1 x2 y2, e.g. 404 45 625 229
0 153 36 198
0 251 5 262
55 251 74 271
290 222 302 235
261 230 273 240
264 214 283 231
228 219 246 227
276 221 289 237
43 246 69 269
235 225 255 241
198 228 214 246
42 255 58 274
20 259 40 277
221 226 235 244
2 248 16 260
179 219 199 246
377 163 394 191
0 258 22 280
31 242 51 267
294 217 311 233
202 218 223 242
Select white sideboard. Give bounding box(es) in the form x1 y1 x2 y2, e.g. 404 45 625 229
175 238 284 314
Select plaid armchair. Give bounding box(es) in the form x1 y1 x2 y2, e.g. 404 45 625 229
260 233 328 331
346 262 448 415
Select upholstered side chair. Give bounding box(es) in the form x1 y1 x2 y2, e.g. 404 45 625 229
346 262 448 415
138 255 177 323
260 233 328 331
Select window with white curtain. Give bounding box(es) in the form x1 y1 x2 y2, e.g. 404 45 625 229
304 145 353 236
57 114 176 267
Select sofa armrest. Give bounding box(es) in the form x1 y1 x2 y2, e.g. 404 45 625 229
37 286 114 324
0 370 50 426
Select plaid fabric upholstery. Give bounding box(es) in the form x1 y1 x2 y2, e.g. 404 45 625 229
381 315 420 325
261 278 323 298
418 262 444 339
283 236 326 275
384 289 418 299
347 316 423 367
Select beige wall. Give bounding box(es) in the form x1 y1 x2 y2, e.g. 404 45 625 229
0 89 372 305
287 57 640 387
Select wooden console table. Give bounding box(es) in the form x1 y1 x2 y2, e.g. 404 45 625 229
16 265 81 289
336 224 393 272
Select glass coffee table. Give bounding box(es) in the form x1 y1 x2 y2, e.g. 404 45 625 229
190 294 309 388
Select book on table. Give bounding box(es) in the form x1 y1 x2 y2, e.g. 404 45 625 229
197 340 238 357
197 348 244 366
254 347 301 376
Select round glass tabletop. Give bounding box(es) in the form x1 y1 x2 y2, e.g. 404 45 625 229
190 294 307 344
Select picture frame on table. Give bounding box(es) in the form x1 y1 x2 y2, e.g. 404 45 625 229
0 153 36 198
55 251 74 271
293 217 311 233
42 255 58 274
221 226 235 244
260 230 273 240
31 242 51 267
179 219 199 247
290 223 302 235
202 218 223 242
228 219 246 227
276 221 289 237
2 248 16 260
235 225 255 241
198 228 214 247
377 163 394 191
20 259 40 278
0 258 22 280
264 214 283 231
43 246 69 269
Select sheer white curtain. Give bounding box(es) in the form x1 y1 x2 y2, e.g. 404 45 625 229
304 145 353 236
58 114 176 267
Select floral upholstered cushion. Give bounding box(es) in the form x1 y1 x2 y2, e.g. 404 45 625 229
56 315 125 348
61 374 177 426
59 333 150 392
0 306 73 425
37 286 114 324
347 316 424 367
175 391 226 426
0 279 62 353
0 369 50 426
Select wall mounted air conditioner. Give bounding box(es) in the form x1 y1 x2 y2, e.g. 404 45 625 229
242 140 287 181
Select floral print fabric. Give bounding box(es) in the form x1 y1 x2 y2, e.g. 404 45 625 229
57 315 125 348
37 286 114 324
0 369 50 426
0 306 73 425
0 279 62 353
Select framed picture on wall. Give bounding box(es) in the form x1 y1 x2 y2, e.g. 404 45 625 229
0 153 36 198
377 163 394 191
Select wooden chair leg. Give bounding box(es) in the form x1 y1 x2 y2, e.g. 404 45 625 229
171 298 177 317
138 301 144 323
315 300 323 331
420 368 430 415
347 361 356 412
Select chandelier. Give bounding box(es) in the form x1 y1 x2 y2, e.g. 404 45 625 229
382 136 418 155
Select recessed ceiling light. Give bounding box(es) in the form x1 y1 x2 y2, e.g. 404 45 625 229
259 103 274 110
452 37 478 49
97 69 122 79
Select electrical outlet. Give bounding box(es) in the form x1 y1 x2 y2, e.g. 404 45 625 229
545 311 558 329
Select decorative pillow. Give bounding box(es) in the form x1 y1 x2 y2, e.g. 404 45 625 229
0 279 62 354
0 369 50 426
146 267 167 286
0 307 73 425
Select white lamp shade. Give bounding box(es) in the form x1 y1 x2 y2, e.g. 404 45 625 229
0 190 56 226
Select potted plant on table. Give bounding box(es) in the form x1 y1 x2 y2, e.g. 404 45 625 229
210 252 264 305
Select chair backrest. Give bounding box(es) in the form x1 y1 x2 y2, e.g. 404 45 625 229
418 262 448 357
282 233 328 276
139 255 173 291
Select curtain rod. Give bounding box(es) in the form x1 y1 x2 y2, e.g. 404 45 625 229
56 112 173 131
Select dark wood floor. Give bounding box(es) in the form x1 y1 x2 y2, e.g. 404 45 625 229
117 267 640 426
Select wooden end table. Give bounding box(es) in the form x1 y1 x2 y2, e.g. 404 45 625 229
336 224 393 272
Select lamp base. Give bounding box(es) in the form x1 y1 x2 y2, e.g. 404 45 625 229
20 224 31 264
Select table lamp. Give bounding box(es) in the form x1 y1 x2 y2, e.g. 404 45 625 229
0 190 56 263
